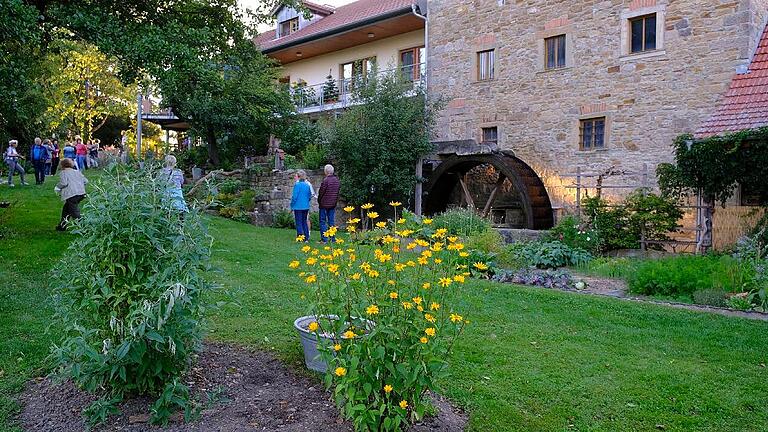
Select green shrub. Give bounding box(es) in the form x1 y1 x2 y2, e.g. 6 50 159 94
237 189 257 212
300 143 328 170
575 257 639 279
284 154 300 170
692 289 728 307
218 178 243 195
433 208 491 237
51 164 213 426
310 211 320 229
545 215 602 255
628 255 743 298
508 241 593 269
726 293 755 311
272 209 295 229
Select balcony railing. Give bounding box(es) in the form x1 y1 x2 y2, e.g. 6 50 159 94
289 62 426 114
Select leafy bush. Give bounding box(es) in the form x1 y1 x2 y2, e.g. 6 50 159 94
272 209 295 229
300 143 328 170
289 203 466 431
51 164 213 426
493 267 576 290
733 234 768 311
545 215 601 255
692 289 727 307
628 255 743 298
726 292 755 311
433 208 491 237
575 257 639 279
218 178 243 195
508 241 592 269
310 210 320 229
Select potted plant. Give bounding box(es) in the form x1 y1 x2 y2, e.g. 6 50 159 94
321 71 339 104
288 202 471 430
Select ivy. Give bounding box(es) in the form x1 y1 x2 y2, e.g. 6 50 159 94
657 127 768 205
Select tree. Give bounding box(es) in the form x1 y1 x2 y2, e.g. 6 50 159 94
44 40 136 141
321 72 339 103
329 73 439 208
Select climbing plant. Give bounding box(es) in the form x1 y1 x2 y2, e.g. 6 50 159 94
657 128 768 205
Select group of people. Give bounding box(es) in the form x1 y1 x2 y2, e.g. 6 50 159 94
290 164 340 243
4 136 101 187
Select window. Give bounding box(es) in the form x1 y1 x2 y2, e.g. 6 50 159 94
340 57 376 92
739 183 763 206
482 127 498 144
477 49 495 81
579 117 606 150
630 14 656 53
545 35 566 70
279 17 299 37
399 46 425 81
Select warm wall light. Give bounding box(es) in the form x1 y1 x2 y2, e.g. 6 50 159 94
296 52 303 57
367 32 375 38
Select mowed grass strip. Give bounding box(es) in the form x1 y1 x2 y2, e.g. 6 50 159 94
2 180 768 431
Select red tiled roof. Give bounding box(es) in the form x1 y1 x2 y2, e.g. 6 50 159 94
256 0 416 52
696 23 768 138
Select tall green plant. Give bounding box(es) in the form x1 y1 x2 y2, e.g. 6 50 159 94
329 72 439 208
51 164 213 426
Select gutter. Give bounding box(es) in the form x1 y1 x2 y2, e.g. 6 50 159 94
411 2 427 91
263 5 417 54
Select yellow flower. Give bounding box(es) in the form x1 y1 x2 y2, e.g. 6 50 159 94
377 254 392 263
328 264 339 273
350 273 361 281
394 263 406 272
324 226 338 237
366 304 380 315
343 206 355 213
412 296 422 305
387 279 396 286
384 384 393 393
334 344 342 351
367 211 379 219
473 262 489 271
422 282 431 289
295 235 306 242
401 301 413 310
434 258 443 264
459 252 470 258
301 245 311 253
406 242 417 250
311 249 319 255
389 201 402 207
289 260 300 269
420 337 428 344
397 218 406 224
306 257 318 265
407 260 416 267
399 400 408 409
348 217 361 224
421 250 432 258
439 277 453 288
424 313 436 323
305 274 317 284
376 221 387 229
415 239 429 247
450 313 464 323
361 203 374 210
308 321 319 332
430 302 441 311
417 305 424 312
431 242 444 252
423 218 433 225
453 274 466 283
335 367 347 377
425 327 436 337
448 236 459 243
389 291 399 299
368 270 380 278
336 238 345 244
435 228 448 238
347 225 357 233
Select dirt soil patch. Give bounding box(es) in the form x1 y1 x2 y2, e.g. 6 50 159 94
18 342 466 432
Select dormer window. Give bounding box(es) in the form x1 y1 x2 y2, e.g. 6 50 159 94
279 17 299 37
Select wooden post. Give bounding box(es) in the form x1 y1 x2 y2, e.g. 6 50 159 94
575 166 582 218
482 175 506 218
458 174 475 210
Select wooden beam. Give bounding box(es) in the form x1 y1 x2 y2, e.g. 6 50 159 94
482 175 506 218
458 175 475 210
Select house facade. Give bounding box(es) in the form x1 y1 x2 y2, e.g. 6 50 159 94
256 0 427 115
426 0 768 227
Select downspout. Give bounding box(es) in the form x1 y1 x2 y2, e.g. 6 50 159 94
412 2 427 216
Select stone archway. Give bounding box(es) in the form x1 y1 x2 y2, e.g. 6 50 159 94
423 152 554 230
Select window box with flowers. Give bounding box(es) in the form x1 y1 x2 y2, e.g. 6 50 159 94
288 202 479 431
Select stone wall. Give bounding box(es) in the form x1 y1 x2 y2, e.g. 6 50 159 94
427 0 766 213
246 168 331 225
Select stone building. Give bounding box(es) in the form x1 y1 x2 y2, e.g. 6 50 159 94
425 0 768 228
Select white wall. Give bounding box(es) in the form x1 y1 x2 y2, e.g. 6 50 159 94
279 30 424 86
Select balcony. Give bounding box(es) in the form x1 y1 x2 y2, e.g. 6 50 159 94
290 63 426 114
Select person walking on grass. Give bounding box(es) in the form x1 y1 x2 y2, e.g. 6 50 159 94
50 139 60 175
74 136 88 170
318 164 340 243
54 158 88 231
4 140 27 186
30 137 48 185
160 155 188 213
44 138 55 176
290 169 312 242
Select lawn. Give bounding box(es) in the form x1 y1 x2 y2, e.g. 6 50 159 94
2 177 768 431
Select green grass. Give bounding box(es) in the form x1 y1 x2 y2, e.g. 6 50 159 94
3 180 768 431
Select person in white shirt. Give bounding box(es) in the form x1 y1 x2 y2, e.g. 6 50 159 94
4 140 28 186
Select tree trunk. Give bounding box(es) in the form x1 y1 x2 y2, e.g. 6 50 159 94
206 126 221 167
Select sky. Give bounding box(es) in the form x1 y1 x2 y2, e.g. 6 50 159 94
239 0 357 32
